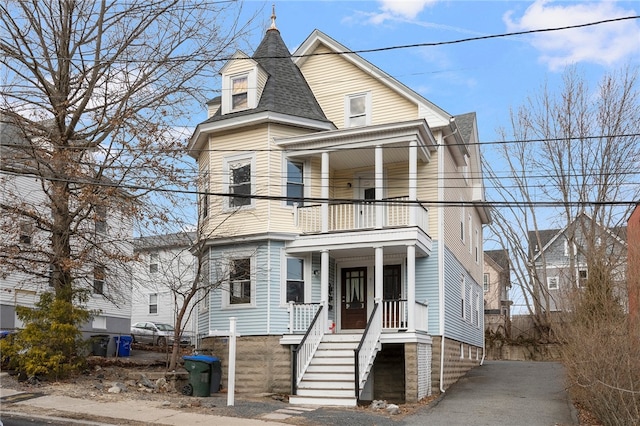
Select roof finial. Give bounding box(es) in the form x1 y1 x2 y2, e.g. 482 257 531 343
269 4 278 31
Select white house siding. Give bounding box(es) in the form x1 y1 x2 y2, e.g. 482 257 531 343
0 173 132 335
131 245 197 338
299 45 418 130
443 246 483 347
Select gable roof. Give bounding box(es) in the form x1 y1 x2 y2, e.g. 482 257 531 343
529 213 627 261
293 29 452 129
202 28 331 126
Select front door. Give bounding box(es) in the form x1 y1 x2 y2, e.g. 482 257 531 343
341 267 367 329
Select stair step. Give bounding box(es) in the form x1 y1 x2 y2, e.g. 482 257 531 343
306 364 354 373
301 377 353 385
296 388 355 398
289 395 357 407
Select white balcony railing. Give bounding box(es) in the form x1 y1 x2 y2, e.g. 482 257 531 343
294 197 429 234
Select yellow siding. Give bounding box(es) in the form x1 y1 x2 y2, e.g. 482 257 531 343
201 124 324 237
440 140 483 282
299 45 419 129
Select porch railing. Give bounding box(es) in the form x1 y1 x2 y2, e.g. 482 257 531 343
294 197 429 234
354 301 382 399
381 299 429 332
288 302 322 333
415 300 429 332
291 305 325 395
382 299 407 329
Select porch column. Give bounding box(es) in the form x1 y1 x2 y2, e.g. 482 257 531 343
321 249 330 329
409 140 417 226
375 246 383 303
321 152 329 233
375 144 383 229
407 244 416 330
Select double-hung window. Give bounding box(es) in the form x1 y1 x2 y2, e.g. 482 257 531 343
231 75 248 110
95 205 107 234
93 265 105 295
149 293 158 314
225 154 254 209
346 92 370 127
483 273 489 292
149 252 159 273
286 160 304 206
286 257 304 303
547 276 559 290
230 258 251 305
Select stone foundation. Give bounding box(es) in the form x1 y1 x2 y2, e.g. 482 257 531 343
431 336 482 394
200 335 291 395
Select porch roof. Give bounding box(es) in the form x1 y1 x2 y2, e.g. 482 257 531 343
274 119 436 170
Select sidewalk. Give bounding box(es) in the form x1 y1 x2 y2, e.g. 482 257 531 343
0 386 288 425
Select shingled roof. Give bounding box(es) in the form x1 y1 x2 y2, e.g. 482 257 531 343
202 27 331 126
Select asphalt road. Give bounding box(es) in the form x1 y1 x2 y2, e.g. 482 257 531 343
403 360 577 426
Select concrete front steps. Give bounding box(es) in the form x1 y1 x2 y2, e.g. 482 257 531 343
289 333 363 407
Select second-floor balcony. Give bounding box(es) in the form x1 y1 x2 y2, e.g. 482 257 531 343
293 196 429 234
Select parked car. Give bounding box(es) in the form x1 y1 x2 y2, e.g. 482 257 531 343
130 322 190 347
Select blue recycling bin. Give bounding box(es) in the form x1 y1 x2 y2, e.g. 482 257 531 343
113 335 132 357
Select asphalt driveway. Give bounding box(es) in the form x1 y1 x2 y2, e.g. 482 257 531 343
403 360 577 426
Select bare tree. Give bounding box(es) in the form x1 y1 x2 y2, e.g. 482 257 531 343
485 66 640 337
0 0 256 369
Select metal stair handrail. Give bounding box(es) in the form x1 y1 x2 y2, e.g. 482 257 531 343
354 300 382 399
291 304 325 395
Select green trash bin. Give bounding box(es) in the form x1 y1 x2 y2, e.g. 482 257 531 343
90 335 109 357
182 355 220 397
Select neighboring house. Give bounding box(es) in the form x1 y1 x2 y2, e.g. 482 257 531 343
132 232 197 343
188 17 490 406
483 250 511 337
528 213 627 314
0 119 133 348
627 205 640 331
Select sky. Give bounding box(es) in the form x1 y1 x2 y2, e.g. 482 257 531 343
224 0 640 147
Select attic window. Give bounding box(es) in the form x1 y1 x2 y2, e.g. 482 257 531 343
345 92 371 127
232 75 248 110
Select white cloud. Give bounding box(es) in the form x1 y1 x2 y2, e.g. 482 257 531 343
504 0 640 71
366 0 438 24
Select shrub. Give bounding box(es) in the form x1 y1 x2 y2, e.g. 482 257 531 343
0 292 91 380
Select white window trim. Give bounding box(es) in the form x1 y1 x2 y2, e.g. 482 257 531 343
221 253 256 309
460 203 465 243
468 215 473 254
280 251 311 306
223 152 256 211
92 315 107 330
149 293 158 315
483 273 489 293
221 70 257 114
282 157 309 208
344 92 371 128
547 276 559 290
461 274 467 321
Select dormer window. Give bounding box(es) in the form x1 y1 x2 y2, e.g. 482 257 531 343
221 67 259 114
232 75 248 110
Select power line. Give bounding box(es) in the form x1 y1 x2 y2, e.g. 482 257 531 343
2 168 639 208
3 15 639 64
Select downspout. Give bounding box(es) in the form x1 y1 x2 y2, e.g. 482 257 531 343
438 133 446 394
267 124 272 334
